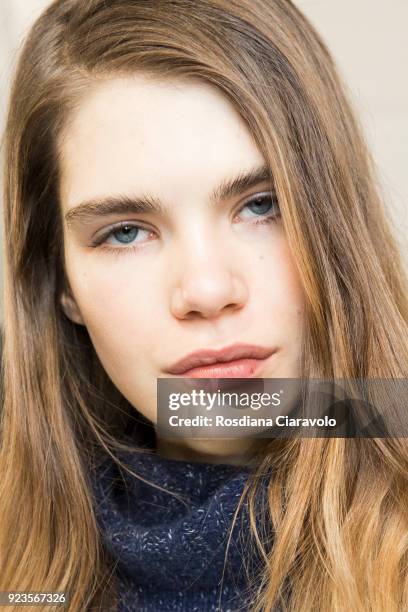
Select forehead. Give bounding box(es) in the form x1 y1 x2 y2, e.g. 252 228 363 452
58 75 265 211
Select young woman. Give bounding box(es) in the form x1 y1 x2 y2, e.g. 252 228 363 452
1 0 407 610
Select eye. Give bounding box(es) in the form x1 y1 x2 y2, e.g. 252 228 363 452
92 222 154 249
237 192 280 223
107 224 142 245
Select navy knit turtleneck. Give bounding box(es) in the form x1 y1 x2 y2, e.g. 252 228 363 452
91 441 271 612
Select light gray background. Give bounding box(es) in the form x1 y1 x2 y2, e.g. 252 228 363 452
1 1 407 316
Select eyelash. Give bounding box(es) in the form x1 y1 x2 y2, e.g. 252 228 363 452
91 192 280 256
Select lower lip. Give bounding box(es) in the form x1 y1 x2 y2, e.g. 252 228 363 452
178 356 272 378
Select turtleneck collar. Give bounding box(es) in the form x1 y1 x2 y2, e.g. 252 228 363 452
91 441 269 611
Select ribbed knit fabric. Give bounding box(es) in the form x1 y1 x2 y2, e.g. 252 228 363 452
91 444 271 612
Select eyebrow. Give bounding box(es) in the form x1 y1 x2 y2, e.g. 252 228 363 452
64 163 273 226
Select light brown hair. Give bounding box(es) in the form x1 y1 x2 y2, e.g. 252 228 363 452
1 0 408 610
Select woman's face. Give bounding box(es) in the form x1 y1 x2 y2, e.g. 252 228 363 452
59 75 305 429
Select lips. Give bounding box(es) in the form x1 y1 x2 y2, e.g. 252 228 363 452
165 343 277 376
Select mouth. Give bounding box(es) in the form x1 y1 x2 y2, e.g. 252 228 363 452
177 357 271 378
164 343 278 378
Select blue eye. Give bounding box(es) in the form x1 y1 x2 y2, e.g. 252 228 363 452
246 196 273 215
239 193 280 221
110 224 140 244
97 222 153 248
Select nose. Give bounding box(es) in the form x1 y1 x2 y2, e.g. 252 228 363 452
169 239 248 321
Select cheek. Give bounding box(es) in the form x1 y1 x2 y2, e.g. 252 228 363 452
65 252 163 367
255 233 305 319
65 254 164 417
254 236 305 377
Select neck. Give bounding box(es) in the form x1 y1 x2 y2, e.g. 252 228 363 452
155 435 257 466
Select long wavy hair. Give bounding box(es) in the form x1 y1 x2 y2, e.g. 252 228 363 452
1 0 408 610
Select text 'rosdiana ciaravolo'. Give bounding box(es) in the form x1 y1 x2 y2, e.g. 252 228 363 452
166 389 337 428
